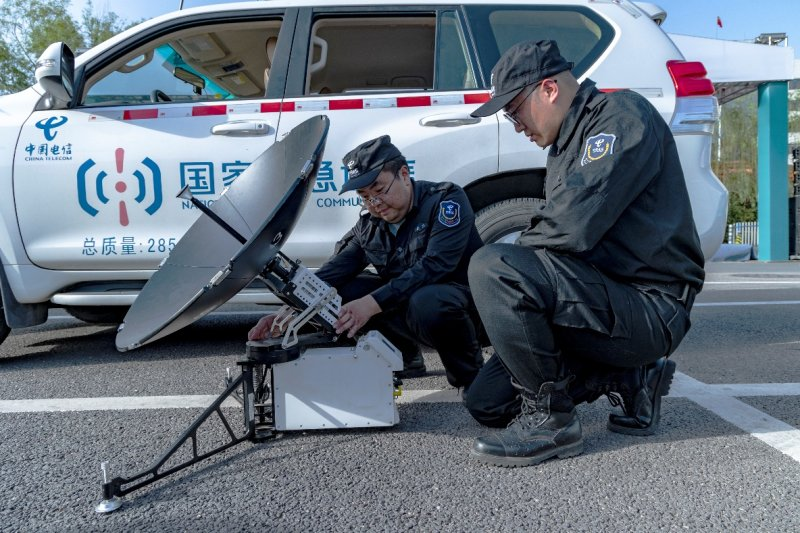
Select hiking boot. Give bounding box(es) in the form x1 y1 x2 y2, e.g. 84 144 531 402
394 350 426 379
607 357 676 436
567 375 602 405
471 378 583 467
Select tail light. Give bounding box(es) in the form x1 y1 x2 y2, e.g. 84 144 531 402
667 60 715 97
667 60 719 135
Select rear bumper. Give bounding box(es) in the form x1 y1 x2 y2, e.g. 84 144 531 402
674 134 728 260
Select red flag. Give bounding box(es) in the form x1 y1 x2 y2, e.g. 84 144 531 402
716 16 723 28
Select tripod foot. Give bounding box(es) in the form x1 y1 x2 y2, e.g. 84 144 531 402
95 497 122 514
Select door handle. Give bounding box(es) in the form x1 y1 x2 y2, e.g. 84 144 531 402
419 113 481 128
211 120 272 136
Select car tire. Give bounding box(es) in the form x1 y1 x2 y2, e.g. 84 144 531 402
475 197 538 245
64 306 129 325
0 303 10 345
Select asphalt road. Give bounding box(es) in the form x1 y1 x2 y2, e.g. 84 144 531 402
2 261 800 532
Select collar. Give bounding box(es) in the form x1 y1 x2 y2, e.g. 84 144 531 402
551 79 600 156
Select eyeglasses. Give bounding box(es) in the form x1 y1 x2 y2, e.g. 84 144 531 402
502 80 552 127
361 171 399 206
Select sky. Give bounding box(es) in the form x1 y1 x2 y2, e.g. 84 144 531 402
68 0 800 57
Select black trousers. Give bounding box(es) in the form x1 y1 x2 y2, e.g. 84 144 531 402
337 273 483 388
465 244 692 427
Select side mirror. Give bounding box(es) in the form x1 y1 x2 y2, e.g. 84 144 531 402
174 66 205 95
35 42 75 105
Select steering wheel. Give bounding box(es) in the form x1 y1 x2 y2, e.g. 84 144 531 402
150 89 172 103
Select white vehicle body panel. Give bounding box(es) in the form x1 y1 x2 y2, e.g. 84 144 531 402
0 0 727 323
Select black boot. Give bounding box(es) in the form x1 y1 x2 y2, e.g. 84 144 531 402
395 349 426 379
606 358 676 436
567 375 603 405
471 379 583 467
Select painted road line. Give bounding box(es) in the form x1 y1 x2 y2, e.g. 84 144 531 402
2 377 799 412
0 395 238 413
673 373 800 463
48 310 270 320
0 390 459 413
46 301 800 321
701 382 800 395
703 274 800 286
395 388 463 403
4 375 800 464
695 301 800 307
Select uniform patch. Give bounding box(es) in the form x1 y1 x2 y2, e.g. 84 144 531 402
581 133 616 166
438 200 461 227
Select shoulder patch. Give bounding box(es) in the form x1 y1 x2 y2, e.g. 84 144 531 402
438 200 461 227
581 133 616 166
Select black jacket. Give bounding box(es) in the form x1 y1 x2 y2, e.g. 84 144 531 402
517 79 705 291
316 180 483 310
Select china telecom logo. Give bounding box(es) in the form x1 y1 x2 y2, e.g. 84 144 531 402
35 116 67 141
77 148 163 226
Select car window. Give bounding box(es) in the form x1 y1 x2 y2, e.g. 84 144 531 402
465 6 614 83
435 10 477 91
305 15 438 95
81 20 283 107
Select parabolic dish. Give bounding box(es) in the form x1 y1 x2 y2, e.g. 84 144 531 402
116 115 330 351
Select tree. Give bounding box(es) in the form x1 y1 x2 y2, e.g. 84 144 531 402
713 87 800 228
0 0 133 95
81 0 132 50
712 93 760 224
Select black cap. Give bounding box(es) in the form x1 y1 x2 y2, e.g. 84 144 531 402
340 135 402 194
471 40 573 118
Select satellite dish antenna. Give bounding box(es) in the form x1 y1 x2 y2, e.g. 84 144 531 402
95 115 403 514
116 115 330 351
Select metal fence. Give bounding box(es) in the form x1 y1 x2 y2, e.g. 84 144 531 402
726 221 758 244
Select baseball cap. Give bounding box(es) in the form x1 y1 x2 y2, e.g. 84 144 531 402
340 135 403 194
471 40 574 118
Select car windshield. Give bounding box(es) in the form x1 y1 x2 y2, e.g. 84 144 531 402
83 43 232 106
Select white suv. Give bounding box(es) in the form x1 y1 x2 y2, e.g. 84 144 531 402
0 0 726 345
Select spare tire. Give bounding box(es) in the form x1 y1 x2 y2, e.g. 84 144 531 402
475 197 538 244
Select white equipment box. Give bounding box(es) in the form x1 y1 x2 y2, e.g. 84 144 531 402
272 330 403 430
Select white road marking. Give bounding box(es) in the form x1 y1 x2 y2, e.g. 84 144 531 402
395 388 463 403
705 281 800 285
47 310 268 321
672 373 800 463
2 373 800 463
0 395 235 413
46 301 800 323
0 390 457 414
695 301 800 307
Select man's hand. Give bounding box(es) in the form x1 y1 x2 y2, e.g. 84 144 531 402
335 295 382 338
248 314 278 341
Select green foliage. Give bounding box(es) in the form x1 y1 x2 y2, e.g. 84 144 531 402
711 93 758 226
712 88 800 226
81 0 131 49
726 190 757 223
0 0 134 95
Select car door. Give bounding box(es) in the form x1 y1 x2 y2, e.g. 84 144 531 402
273 6 498 266
13 8 294 271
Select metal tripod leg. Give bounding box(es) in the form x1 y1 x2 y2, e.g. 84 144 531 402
95 362 271 513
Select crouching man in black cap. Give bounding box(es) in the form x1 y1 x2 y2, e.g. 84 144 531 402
465 40 704 466
249 135 485 390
